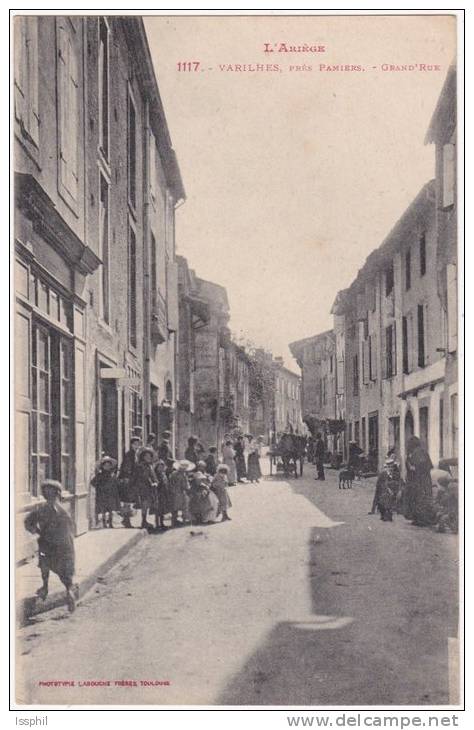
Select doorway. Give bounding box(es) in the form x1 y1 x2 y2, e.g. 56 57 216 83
99 377 118 460
368 412 379 471
419 406 429 452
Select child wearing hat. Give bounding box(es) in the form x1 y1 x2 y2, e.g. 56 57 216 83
24 480 76 612
135 447 159 531
169 460 193 527
211 465 232 521
91 456 121 528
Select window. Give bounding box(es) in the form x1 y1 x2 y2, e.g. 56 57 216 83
363 318 369 340
128 92 137 209
150 232 157 303
361 417 366 452
417 304 425 367
442 141 455 208
98 18 109 159
99 174 110 323
385 323 397 378
402 316 409 374
149 131 157 205
447 263 457 353
369 334 377 381
353 354 359 396
329 356 334 374
439 397 444 459
128 226 137 348
129 388 142 442
354 420 360 445
14 16 39 147
419 233 426 277
385 261 394 296
450 393 458 456
57 18 79 204
405 249 411 290
30 324 73 496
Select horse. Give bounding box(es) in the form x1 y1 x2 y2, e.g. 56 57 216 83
279 433 306 479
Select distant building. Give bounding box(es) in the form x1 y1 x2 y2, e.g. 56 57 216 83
176 256 210 457
223 342 251 436
289 331 338 450
191 278 230 450
272 358 304 437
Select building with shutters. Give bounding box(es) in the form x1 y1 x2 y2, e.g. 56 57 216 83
14 16 184 559
425 65 458 462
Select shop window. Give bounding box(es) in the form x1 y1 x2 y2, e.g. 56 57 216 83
30 323 73 496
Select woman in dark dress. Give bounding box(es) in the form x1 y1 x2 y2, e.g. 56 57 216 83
234 436 247 482
247 447 262 483
406 436 434 527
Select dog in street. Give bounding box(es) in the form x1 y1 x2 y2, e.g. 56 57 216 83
339 466 355 489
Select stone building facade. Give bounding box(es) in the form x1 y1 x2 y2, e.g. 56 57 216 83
14 16 184 560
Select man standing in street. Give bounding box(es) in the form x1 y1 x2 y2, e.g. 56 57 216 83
314 432 326 481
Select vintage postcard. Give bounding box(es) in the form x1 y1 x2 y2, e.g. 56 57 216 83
12 11 461 709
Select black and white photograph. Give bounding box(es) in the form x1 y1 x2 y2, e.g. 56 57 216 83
11 10 462 711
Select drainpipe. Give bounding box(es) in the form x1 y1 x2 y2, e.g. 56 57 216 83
143 101 151 438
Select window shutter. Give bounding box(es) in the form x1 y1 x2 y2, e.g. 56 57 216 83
371 334 377 380
443 143 455 208
447 264 457 353
362 341 369 384
68 32 79 199
57 20 78 202
26 17 39 145
149 132 157 204
166 260 179 333
57 22 69 193
14 19 27 124
392 323 397 376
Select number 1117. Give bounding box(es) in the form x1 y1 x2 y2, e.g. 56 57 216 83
177 61 201 72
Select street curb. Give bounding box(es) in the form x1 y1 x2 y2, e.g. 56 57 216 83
18 529 148 626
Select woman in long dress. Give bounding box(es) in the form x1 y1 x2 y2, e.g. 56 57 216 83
222 440 237 485
234 436 247 482
406 436 434 527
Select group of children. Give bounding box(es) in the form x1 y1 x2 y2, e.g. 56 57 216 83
22 433 240 615
91 433 236 532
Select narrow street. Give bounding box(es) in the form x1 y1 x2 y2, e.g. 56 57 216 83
17 465 458 706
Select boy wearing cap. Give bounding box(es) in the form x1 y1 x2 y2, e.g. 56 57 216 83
24 480 76 612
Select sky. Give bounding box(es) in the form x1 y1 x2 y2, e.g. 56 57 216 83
144 14 456 373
